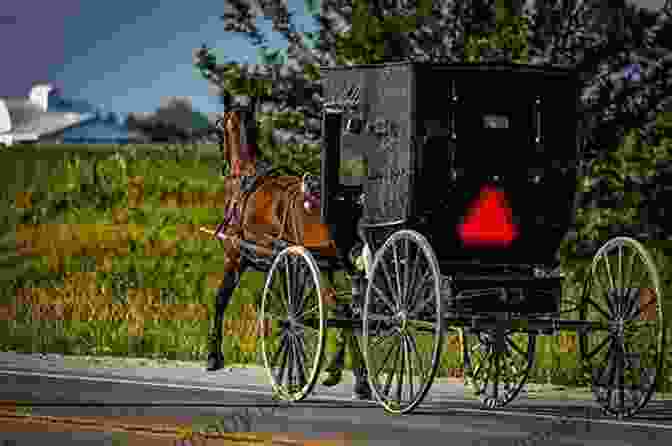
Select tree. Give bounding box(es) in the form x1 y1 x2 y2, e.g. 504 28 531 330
195 0 671 177
462 0 528 63
125 96 218 144
332 0 433 64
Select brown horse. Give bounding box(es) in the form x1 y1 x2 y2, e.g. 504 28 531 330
205 105 371 399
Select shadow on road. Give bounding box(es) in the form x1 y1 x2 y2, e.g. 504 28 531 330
415 399 672 424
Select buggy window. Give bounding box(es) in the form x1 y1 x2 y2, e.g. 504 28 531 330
340 154 367 186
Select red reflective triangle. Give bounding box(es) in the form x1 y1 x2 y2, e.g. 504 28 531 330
457 186 519 247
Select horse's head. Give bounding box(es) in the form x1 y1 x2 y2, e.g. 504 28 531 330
216 104 259 178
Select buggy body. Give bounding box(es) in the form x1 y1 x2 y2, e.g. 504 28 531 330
320 61 582 271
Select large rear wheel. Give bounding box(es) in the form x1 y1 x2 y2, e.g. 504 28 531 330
362 229 444 414
579 237 664 419
260 246 326 402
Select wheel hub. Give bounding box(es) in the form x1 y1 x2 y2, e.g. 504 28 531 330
395 310 408 331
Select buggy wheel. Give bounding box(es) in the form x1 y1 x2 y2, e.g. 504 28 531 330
579 237 664 419
462 328 536 408
260 246 326 402
363 229 443 414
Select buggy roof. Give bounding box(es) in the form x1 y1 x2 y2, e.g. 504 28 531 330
319 61 577 77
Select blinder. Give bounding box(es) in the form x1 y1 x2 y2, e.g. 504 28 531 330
216 104 259 176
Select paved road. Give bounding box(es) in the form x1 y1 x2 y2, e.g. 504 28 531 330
1 352 671 445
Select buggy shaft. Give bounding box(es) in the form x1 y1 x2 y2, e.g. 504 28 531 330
200 226 276 257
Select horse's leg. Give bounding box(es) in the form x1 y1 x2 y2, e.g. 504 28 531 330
206 256 246 371
348 329 372 399
321 266 345 386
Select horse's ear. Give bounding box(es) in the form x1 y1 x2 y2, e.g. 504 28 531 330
222 91 232 112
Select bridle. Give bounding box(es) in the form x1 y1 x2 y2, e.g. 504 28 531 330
215 111 238 174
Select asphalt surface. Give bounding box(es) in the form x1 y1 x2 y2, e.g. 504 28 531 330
1 352 672 445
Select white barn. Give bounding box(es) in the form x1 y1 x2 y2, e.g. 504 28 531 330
0 83 95 147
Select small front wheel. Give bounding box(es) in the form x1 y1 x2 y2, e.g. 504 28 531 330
260 246 326 402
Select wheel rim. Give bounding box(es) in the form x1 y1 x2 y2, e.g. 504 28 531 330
463 329 535 408
363 229 443 414
260 246 325 402
579 237 664 418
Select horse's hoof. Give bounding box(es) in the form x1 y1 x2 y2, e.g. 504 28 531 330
322 370 343 387
352 378 372 400
352 387 373 401
206 352 224 371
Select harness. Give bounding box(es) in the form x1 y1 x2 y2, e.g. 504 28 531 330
219 159 306 246
216 111 319 248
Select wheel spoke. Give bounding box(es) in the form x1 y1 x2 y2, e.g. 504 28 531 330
293 333 308 389
379 256 399 308
405 244 422 312
585 296 612 321
403 335 415 401
383 338 402 398
370 282 397 314
372 336 397 385
628 256 646 289
584 334 611 362
505 335 526 358
406 327 429 382
623 248 635 291
596 343 617 388
296 303 319 320
396 332 405 404
603 254 616 293
295 259 307 312
275 335 290 385
392 241 403 308
270 331 288 368
267 289 289 318
617 346 625 412
593 260 612 309
408 282 435 317
402 238 411 309
622 288 639 320
617 245 623 290
294 263 310 316
287 331 295 390
283 257 293 314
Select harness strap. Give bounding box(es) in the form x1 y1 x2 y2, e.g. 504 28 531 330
276 182 304 244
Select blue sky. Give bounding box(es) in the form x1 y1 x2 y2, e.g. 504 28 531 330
0 0 666 116
1 0 318 116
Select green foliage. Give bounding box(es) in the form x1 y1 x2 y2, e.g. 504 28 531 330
303 63 320 81
334 0 433 64
464 11 529 63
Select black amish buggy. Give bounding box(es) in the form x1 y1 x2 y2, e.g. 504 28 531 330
207 61 665 418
